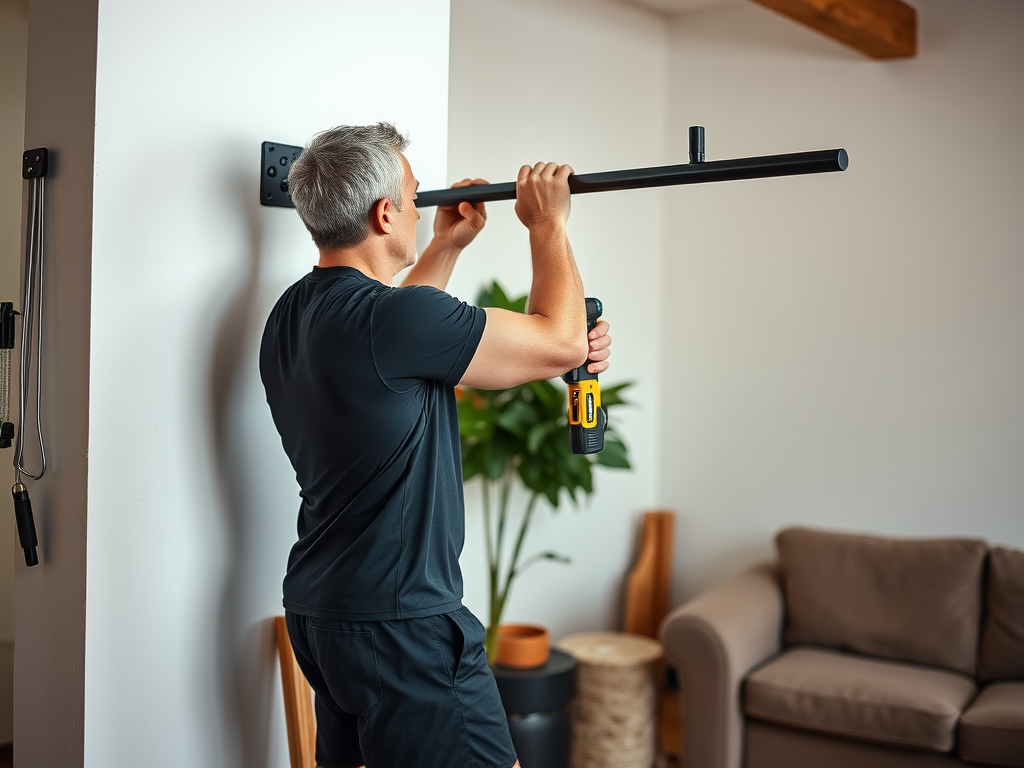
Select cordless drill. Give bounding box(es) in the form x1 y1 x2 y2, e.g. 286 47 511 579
563 298 606 455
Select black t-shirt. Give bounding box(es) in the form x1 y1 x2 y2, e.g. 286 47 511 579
260 266 486 620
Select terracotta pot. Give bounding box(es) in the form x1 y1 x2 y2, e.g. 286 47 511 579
495 624 550 668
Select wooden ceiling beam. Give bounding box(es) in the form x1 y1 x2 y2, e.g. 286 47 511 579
748 0 917 59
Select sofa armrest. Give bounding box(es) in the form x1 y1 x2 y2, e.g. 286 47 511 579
659 561 784 768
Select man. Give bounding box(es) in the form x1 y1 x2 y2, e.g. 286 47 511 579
260 123 611 768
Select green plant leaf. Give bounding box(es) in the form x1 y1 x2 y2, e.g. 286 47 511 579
461 445 484 481
457 389 498 441
574 460 594 494
526 423 552 454
485 434 511 480
543 482 560 507
529 379 566 411
515 550 571 578
491 282 517 311
596 435 630 468
496 398 537 437
601 382 633 408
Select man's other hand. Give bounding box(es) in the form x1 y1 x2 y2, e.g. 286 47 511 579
433 178 488 249
586 320 611 374
515 162 573 231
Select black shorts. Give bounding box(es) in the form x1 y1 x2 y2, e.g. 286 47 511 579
285 607 518 768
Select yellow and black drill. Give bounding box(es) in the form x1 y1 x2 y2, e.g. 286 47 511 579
563 298 606 455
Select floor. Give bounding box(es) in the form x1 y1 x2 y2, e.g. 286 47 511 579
660 686 683 765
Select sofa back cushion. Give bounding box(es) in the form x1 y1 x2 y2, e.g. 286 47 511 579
978 546 1024 681
777 527 987 675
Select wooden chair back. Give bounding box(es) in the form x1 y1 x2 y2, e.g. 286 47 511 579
275 616 317 768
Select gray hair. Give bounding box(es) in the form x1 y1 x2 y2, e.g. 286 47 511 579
288 123 410 250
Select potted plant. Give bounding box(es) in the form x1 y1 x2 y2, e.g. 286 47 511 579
457 281 633 664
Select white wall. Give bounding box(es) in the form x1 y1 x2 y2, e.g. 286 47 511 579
0 0 29 748
449 0 1024 620
17 1 450 766
659 0 1024 599
448 0 667 638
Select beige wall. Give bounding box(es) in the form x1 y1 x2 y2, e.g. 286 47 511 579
0 0 29 748
18 0 97 762
659 0 1024 598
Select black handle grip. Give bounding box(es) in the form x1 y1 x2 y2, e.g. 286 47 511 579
563 298 603 385
12 485 39 567
585 297 603 331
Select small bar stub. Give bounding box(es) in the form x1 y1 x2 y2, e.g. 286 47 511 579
689 126 705 164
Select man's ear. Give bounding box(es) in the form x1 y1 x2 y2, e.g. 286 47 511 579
371 198 393 235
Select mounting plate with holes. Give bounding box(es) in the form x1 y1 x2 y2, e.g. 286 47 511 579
260 141 302 208
23 148 49 179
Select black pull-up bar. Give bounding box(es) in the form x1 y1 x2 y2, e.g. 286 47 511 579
414 126 848 208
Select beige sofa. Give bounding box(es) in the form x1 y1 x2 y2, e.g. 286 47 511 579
660 528 1024 768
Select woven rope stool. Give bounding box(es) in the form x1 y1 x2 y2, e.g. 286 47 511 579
558 632 663 768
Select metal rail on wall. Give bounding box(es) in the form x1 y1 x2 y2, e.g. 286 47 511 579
413 127 848 207
259 126 848 209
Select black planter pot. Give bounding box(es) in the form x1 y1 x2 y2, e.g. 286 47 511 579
493 649 577 768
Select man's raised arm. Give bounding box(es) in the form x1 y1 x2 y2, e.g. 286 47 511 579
460 162 590 390
402 178 488 291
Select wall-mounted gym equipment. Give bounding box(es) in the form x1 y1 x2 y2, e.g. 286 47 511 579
3 148 50 567
258 127 848 455
259 126 848 209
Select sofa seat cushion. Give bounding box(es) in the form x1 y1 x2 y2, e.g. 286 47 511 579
744 647 977 753
958 682 1024 767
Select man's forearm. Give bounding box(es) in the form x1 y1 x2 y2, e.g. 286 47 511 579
401 238 462 290
525 222 587 352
